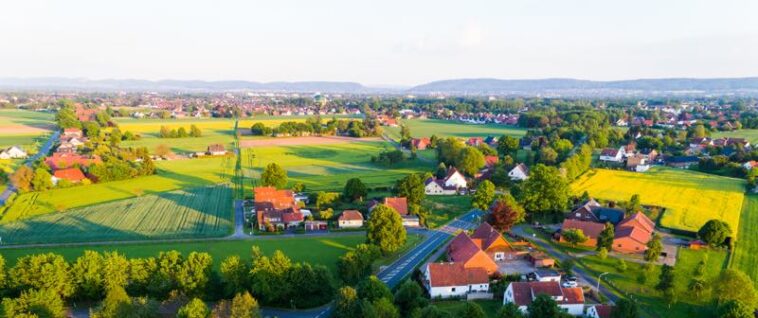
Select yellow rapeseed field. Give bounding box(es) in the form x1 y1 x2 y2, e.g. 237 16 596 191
572 167 745 235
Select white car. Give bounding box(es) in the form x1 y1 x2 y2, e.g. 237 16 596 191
561 280 578 288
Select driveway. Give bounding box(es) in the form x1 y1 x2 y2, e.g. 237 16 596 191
497 259 535 275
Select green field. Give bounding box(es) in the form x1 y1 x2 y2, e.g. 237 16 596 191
385 119 527 140
712 129 758 144
572 167 745 234
423 195 473 228
0 109 54 127
731 195 758 287
0 185 233 244
576 248 728 318
3 156 234 220
0 109 54 149
116 118 236 153
241 141 433 191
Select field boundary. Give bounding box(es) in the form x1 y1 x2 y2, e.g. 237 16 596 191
239 135 382 148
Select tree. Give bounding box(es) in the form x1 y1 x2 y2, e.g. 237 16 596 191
597 223 615 251
472 180 496 210
611 298 639 318
497 135 519 157
644 233 663 262
518 164 569 214
698 219 732 247
713 269 757 307
366 204 407 255
460 302 486 318
177 252 213 297
10 165 34 192
372 297 400 318
435 162 448 179
109 128 122 146
55 107 81 129
31 167 53 191
538 147 558 165
319 208 334 220
562 228 588 246
526 294 561 318
334 287 361 318
220 256 249 297
261 163 287 189
230 292 261 318
154 144 172 158
597 247 608 259
10 253 74 298
190 124 203 137
717 300 754 318
628 194 642 212
656 264 675 294
497 302 525 318
357 276 393 302
337 244 381 284
344 178 368 202
160 125 171 138
395 173 425 206
488 193 525 231
457 146 486 176
393 280 427 317
178 127 189 138
178 298 210 318
83 121 101 137
71 250 105 300
1 288 66 318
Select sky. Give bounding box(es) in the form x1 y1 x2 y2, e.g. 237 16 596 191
1 0 758 86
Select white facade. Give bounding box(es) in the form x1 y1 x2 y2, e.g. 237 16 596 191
599 147 625 162
503 283 584 316
402 216 421 227
338 219 363 228
444 170 467 189
424 181 456 195
0 146 27 159
508 165 529 181
423 265 489 299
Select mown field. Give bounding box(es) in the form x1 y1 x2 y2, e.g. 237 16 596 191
3 156 234 220
0 185 233 244
572 167 745 234
115 118 237 153
712 128 758 144
0 109 54 149
384 119 527 139
731 195 758 287
241 140 434 192
422 195 472 228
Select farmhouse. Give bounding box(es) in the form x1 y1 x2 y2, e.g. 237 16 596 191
51 168 87 184
411 138 430 150
613 212 655 253
508 163 529 181
560 219 606 247
207 144 226 156
422 262 490 299
0 146 27 159
626 154 649 172
503 281 585 316
447 223 519 274
424 178 457 195
254 187 304 231
443 167 468 189
337 210 364 228
484 155 499 168
567 199 625 225
383 197 408 216
599 147 625 162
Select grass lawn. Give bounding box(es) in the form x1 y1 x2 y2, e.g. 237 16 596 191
423 195 473 228
572 167 745 235
384 119 526 140
575 248 727 318
712 129 758 144
115 118 236 153
0 185 233 244
3 156 234 220
433 299 503 317
241 141 434 192
730 195 758 287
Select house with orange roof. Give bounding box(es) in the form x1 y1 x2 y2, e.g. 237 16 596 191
484 155 499 168
422 262 490 299
503 281 585 316
587 304 614 318
560 219 607 247
383 197 408 215
45 153 102 170
470 222 519 261
612 212 655 253
254 187 303 231
411 138 430 150
337 210 364 228
51 168 87 184
448 232 499 274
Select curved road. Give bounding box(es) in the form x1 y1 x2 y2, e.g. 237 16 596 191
0 131 60 205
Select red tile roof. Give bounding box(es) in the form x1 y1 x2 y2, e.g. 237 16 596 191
339 210 364 221
561 219 606 239
484 155 499 167
53 168 86 182
384 197 408 216
592 305 614 318
614 212 655 245
45 153 102 170
509 282 584 306
427 262 489 287
448 233 483 262
471 222 512 251
617 212 655 233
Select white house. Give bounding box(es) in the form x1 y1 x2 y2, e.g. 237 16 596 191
503 281 585 316
508 164 529 181
337 210 364 228
423 262 489 299
533 269 561 282
424 178 457 195
443 167 467 189
0 146 27 159
599 147 625 162
586 305 613 318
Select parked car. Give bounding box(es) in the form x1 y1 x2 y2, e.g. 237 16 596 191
562 276 578 288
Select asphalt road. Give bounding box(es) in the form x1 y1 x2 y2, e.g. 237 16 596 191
0 130 60 205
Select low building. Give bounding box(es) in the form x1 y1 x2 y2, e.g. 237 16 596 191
424 178 457 195
527 252 555 268
533 269 561 282
613 212 655 253
508 163 529 181
666 156 699 169
304 220 328 231
448 232 499 275
383 197 408 216
337 210 364 228
51 168 87 184
503 281 585 316
599 147 625 162
402 215 421 227
411 138 431 150
0 146 27 159
254 187 303 231
45 153 102 170
423 262 490 299
567 199 625 225
207 144 226 156
560 219 607 247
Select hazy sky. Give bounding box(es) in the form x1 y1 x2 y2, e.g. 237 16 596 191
2 0 758 86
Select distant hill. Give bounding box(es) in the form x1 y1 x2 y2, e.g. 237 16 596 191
0 77 372 93
408 77 758 96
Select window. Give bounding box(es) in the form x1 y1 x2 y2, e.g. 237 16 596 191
451 288 456 292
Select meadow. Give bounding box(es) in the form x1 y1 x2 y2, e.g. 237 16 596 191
730 195 758 287
241 140 434 192
571 167 745 234
0 185 233 245
3 156 234 220
422 195 473 228
384 119 527 140
712 128 758 144
0 109 54 149
116 117 237 153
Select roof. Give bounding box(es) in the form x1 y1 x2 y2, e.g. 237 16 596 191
591 207 625 224
45 153 102 170
471 222 513 251
615 212 655 245
600 148 619 156
561 219 606 239
617 212 655 233
667 156 699 163
384 197 408 216
339 210 364 221
592 305 614 318
53 168 86 182
509 282 584 306
208 144 225 152
424 177 457 190
254 187 298 212
484 155 499 166
511 163 529 175
448 233 483 263
427 262 489 288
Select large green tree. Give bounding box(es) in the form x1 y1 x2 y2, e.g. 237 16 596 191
260 163 287 189
644 233 663 262
698 219 732 247
366 204 407 255
713 269 757 307
717 300 754 318
611 298 639 318
597 223 615 251
344 178 368 202
497 135 519 157
472 180 496 210
395 173 426 206
457 146 486 176
177 298 210 318
230 292 261 318
518 164 569 214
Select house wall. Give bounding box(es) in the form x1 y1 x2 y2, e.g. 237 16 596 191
613 238 647 253
338 220 363 228
464 251 498 274
445 173 467 188
561 304 585 316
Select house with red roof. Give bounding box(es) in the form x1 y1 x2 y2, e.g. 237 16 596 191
467 137 484 146
484 155 499 168
45 153 102 170
337 210 364 228
613 212 655 253
448 232 499 274
587 304 614 318
560 219 607 247
422 262 490 299
411 138 430 150
503 281 585 316
470 222 519 261
383 197 408 215
52 168 87 184
254 187 303 231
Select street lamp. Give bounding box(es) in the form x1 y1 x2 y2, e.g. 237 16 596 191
597 272 610 293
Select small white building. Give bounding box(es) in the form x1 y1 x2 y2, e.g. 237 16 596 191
424 178 457 195
0 146 27 159
423 262 489 299
402 215 421 227
337 210 364 228
503 281 585 316
533 269 561 282
508 163 529 181
444 167 468 189
599 147 625 162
